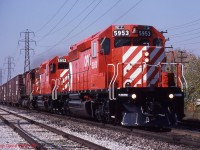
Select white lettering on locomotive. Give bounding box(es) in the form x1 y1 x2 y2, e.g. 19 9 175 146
84 54 91 67
113 30 130 36
91 61 97 69
58 58 67 63
118 93 128 97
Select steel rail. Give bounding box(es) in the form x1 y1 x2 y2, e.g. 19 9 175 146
2 105 200 148
0 113 46 150
0 107 109 150
38 110 200 148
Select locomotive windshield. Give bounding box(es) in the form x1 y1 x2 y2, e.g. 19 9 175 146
114 38 131 47
114 37 163 48
58 62 69 69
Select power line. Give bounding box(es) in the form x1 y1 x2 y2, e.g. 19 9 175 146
112 0 143 24
35 0 142 57
38 0 79 42
65 0 121 41
35 0 69 33
169 27 200 37
177 41 200 45
62 0 142 45
52 0 103 45
167 18 200 30
174 34 200 44
43 0 96 37
170 31 200 38
35 0 103 57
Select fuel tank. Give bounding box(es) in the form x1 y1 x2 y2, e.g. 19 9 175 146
68 93 93 118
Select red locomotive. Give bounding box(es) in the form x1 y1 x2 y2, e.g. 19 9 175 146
0 24 187 126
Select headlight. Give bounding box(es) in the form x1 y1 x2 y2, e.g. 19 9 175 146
132 27 137 33
131 94 137 99
125 82 131 87
169 94 174 99
144 52 149 56
144 58 149 63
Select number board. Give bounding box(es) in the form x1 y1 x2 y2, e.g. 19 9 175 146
113 30 130 37
138 30 151 37
58 58 67 63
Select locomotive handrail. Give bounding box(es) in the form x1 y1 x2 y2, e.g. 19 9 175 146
181 63 188 98
107 61 188 100
54 79 58 100
107 64 116 100
113 63 124 100
178 77 183 91
30 90 34 101
110 62 144 99
54 78 61 100
142 62 160 67
51 79 57 100
161 62 188 97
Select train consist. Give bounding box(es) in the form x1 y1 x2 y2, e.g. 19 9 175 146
0 24 187 126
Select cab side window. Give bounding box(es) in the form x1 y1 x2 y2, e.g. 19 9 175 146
92 42 97 58
101 38 110 55
153 38 163 46
133 38 150 46
50 64 56 73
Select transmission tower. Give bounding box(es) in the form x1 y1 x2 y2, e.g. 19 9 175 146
4 56 15 81
0 69 3 85
18 29 36 73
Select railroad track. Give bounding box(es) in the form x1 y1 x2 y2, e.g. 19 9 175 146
39 109 200 148
0 107 108 150
1 105 200 149
178 119 200 131
36 109 200 148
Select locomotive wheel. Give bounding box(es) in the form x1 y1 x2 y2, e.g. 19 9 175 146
95 105 103 122
95 102 111 123
104 112 111 123
28 103 33 109
44 101 49 112
49 102 56 113
63 101 70 116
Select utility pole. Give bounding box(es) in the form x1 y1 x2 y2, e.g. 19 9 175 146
4 56 15 81
18 29 36 73
177 50 189 64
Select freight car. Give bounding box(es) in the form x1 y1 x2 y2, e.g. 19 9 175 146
0 75 24 106
0 24 187 127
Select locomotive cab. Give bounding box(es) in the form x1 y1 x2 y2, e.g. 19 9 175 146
105 25 186 126
80 25 186 126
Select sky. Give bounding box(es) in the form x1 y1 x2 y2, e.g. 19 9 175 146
1 0 200 83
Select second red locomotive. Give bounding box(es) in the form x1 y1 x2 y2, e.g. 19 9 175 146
0 24 187 127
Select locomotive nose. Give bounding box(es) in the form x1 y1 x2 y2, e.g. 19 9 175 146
144 101 162 116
